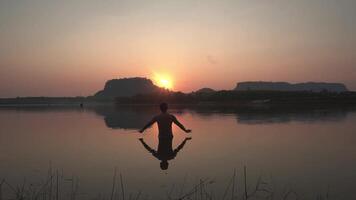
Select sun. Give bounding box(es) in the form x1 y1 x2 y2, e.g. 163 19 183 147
153 73 173 90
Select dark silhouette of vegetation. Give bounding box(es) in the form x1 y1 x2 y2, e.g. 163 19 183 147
234 81 348 92
116 90 356 107
0 165 337 200
0 97 88 105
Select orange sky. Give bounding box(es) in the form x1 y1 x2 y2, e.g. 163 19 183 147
0 0 355 97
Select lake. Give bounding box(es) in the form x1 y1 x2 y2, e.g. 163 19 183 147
0 105 355 200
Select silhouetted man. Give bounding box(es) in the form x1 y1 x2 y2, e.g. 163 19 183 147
139 137 191 170
139 103 191 138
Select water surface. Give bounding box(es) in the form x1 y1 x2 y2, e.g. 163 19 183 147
0 106 355 199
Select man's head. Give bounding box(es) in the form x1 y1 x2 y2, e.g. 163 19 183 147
160 102 168 113
160 160 169 170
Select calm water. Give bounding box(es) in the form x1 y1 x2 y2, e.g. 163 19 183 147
0 106 355 199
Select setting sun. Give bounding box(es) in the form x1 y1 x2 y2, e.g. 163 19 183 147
153 73 173 90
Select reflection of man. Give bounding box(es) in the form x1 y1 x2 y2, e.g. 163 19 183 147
139 137 192 170
139 103 192 138
139 103 192 170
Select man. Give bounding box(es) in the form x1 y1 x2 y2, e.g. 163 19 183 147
139 103 192 137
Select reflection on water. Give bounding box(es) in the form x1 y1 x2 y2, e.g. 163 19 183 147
139 137 191 170
89 105 354 129
235 109 348 124
0 105 356 199
180 105 353 124
92 106 156 130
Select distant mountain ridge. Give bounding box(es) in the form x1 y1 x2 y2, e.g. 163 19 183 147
1 78 354 105
234 81 348 92
194 88 216 93
94 77 162 99
93 78 349 100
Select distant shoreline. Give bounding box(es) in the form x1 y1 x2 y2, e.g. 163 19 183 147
115 90 356 108
1 91 356 111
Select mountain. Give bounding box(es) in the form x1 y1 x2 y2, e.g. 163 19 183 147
94 77 162 99
234 81 348 93
194 88 216 93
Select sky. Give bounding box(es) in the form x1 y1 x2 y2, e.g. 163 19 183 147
0 0 356 97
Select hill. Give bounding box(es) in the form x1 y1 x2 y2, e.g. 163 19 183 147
234 81 348 93
94 77 163 99
194 88 216 94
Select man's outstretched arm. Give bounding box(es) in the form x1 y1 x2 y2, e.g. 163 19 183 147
139 117 156 133
138 138 156 154
172 116 191 133
174 137 192 154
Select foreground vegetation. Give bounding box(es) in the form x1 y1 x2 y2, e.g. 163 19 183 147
0 166 334 200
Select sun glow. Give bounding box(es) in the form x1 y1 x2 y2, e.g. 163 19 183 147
153 73 173 90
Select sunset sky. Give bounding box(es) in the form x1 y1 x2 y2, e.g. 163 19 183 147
1 0 355 97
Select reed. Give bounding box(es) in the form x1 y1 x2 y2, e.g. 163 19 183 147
0 166 334 200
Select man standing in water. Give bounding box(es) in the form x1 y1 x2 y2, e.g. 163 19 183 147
139 103 192 137
139 103 192 170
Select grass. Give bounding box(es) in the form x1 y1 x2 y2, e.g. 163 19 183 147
0 165 334 200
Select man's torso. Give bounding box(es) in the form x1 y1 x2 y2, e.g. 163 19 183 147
155 113 174 138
